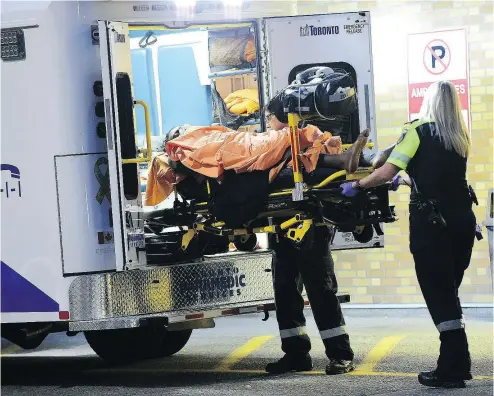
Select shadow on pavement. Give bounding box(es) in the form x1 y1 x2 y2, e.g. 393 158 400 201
1 355 269 388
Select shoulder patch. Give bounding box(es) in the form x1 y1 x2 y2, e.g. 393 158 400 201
397 131 407 144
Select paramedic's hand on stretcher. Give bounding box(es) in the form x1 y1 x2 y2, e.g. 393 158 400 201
340 182 360 197
341 175 406 196
390 175 402 191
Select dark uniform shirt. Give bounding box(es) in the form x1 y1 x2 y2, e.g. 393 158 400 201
386 119 473 252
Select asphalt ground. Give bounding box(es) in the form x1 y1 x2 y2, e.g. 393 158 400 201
1 308 493 396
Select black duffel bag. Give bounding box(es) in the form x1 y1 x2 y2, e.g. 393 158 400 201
272 66 358 120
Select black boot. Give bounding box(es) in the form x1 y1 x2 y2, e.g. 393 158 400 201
265 354 313 374
325 359 355 375
418 369 471 388
437 329 472 378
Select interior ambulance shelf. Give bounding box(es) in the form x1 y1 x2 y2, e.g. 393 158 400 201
208 68 256 79
212 117 260 127
238 118 260 126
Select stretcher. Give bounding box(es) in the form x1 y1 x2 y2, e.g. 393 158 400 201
143 67 397 257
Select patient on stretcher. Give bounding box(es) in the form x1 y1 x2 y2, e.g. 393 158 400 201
145 126 370 206
144 97 393 209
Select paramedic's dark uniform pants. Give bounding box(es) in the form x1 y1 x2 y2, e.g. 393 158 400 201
271 226 354 361
411 207 476 375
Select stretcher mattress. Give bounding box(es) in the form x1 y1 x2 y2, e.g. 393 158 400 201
175 166 342 203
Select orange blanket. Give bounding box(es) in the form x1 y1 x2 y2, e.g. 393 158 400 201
144 125 342 206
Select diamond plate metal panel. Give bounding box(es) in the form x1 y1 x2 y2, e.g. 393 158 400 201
69 251 275 322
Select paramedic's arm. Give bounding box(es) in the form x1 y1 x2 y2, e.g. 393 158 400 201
358 127 420 189
358 163 400 189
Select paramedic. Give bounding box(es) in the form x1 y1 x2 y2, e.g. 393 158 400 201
264 101 356 375
340 81 476 388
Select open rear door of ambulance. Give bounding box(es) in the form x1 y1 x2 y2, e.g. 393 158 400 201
98 21 147 269
261 12 385 250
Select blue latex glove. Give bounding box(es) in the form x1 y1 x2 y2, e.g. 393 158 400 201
391 175 402 191
340 182 360 197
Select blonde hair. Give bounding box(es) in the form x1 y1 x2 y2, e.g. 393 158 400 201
418 81 471 158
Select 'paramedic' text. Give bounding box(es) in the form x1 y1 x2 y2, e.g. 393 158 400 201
193 267 248 300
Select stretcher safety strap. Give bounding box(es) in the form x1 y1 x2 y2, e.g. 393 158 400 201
436 318 465 332
319 326 347 339
280 326 307 339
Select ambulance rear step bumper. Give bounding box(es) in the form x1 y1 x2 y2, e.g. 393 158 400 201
68 250 350 332
69 296 350 332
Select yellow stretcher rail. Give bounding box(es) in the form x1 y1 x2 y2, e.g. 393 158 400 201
288 113 305 202
312 170 347 189
269 170 349 198
122 100 152 164
288 113 303 185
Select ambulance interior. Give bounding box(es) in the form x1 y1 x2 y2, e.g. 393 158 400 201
130 23 262 193
128 22 362 193
122 22 393 262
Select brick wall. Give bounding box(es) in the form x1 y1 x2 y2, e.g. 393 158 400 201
294 0 494 304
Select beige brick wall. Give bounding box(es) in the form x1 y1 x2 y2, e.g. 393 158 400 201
294 0 494 304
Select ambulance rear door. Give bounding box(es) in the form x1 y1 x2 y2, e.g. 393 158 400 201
261 12 385 250
98 20 147 269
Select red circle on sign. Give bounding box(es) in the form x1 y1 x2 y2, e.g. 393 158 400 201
423 39 451 75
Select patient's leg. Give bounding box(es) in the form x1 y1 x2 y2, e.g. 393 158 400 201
344 129 370 173
317 153 346 170
317 129 370 173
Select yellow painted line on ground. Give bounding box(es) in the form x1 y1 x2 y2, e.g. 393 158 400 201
214 335 274 371
353 335 407 373
300 370 416 377
0 344 21 357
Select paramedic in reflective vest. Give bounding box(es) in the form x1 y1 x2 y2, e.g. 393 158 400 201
264 99 355 375
340 80 476 389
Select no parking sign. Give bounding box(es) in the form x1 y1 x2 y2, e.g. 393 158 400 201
407 28 470 132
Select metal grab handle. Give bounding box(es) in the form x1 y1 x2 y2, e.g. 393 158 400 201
122 100 152 164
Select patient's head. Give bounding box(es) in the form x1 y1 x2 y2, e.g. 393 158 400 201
266 96 288 131
165 124 191 143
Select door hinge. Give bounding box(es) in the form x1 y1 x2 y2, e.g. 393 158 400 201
91 25 99 45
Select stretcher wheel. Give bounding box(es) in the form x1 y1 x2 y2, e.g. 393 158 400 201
352 225 374 244
234 234 257 252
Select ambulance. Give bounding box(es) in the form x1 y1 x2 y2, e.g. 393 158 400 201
1 1 383 363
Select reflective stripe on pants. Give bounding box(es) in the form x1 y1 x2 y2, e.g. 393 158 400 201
437 318 465 332
320 326 347 340
280 326 307 339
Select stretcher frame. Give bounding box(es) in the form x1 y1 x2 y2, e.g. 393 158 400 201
143 111 396 252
